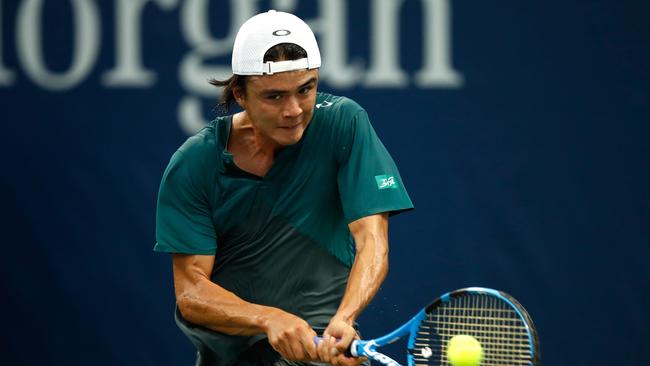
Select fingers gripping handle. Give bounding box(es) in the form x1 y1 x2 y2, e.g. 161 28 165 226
315 338 404 366
313 336 359 357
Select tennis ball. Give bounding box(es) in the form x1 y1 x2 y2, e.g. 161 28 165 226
447 335 483 366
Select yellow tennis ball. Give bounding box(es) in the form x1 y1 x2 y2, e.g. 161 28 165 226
447 335 483 366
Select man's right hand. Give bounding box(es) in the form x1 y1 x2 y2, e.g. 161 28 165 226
264 308 319 362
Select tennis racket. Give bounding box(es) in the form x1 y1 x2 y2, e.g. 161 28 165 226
316 287 540 366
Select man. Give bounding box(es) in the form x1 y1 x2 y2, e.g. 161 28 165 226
155 10 413 366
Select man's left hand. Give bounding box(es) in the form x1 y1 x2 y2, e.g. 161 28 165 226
317 317 366 366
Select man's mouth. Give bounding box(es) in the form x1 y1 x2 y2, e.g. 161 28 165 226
279 121 302 129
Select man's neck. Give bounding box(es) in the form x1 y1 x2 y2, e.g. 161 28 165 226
232 112 281 156
228 112 278 177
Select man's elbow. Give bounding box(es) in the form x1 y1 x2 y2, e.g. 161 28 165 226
176 292 202 324
371 237 390 262
365 238 389 274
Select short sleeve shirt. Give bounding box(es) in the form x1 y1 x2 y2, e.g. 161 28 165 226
154 92 413 353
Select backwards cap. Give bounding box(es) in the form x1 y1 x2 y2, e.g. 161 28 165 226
231 10 321 75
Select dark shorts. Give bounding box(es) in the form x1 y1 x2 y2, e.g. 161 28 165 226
176 308 370 366
196 339 371 366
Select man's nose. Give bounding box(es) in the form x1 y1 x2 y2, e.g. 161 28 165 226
283 95 302 118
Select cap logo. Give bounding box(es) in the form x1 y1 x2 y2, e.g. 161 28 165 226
272 29 291 36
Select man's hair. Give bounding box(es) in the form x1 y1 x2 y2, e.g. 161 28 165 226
209 43 308 112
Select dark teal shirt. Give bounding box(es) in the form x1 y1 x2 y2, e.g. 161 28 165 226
154 92 413 360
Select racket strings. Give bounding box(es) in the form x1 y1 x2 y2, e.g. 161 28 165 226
412 294 533 366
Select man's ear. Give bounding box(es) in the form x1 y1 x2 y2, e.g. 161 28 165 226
233 85 246 109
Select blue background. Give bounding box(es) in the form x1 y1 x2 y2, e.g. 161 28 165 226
1 1 648 365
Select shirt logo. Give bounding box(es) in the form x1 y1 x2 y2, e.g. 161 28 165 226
316 101 332 109
375 175 398 190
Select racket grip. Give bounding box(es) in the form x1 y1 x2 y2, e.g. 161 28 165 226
313 336 356 357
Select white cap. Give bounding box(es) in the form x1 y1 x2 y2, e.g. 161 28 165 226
232 10 321 75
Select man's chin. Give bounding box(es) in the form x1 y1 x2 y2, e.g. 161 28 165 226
278 135 303 146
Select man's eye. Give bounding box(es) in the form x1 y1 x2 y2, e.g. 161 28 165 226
267 94 281 100
300 86 312 94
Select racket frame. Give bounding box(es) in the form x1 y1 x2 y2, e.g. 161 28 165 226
350 308 426 365
354 287 540 366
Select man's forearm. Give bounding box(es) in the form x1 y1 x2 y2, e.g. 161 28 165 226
334 214 390 323
176 277 275 336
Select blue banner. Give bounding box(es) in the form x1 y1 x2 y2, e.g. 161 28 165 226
1 1 648 365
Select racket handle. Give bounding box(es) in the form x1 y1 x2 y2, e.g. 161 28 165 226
313 336 357 357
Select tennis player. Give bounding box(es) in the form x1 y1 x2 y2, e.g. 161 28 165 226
155 10 413 366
